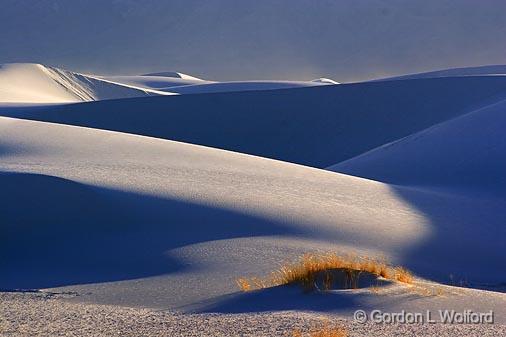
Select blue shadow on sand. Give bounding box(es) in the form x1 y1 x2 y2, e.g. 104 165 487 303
197 285 365 313
0 172 297 289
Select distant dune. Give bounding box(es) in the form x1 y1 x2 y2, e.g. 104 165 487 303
0 63 169 103
0 63 336 102
379 65 506 81
3 72 506 167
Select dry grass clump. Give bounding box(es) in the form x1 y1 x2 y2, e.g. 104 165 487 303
292 323 348 337
394 267 413 283
237 252 413 292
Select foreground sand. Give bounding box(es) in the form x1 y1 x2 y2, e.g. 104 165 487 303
1 291 504 337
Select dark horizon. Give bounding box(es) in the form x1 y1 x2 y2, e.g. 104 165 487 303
1 0 505 82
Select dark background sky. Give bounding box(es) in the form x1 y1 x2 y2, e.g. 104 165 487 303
1 0 505 82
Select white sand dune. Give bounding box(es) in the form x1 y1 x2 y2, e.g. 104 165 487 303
329 98 506 198
100 76 331 94
3 74 506 168
379 65 506 81
1 116 505 320
0 63 169 103
0 63 336 102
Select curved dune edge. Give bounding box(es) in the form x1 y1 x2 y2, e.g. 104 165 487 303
1 116 504 319
0 63 171 103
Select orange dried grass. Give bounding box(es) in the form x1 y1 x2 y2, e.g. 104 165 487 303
237 253 413 291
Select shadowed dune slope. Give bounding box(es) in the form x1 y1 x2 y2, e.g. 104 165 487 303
0 117 504 308
2 76 506 167
379 65 506 81
329 99 506 198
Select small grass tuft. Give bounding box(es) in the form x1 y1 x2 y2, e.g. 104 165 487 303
238 252 413 292
292 323 348 337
